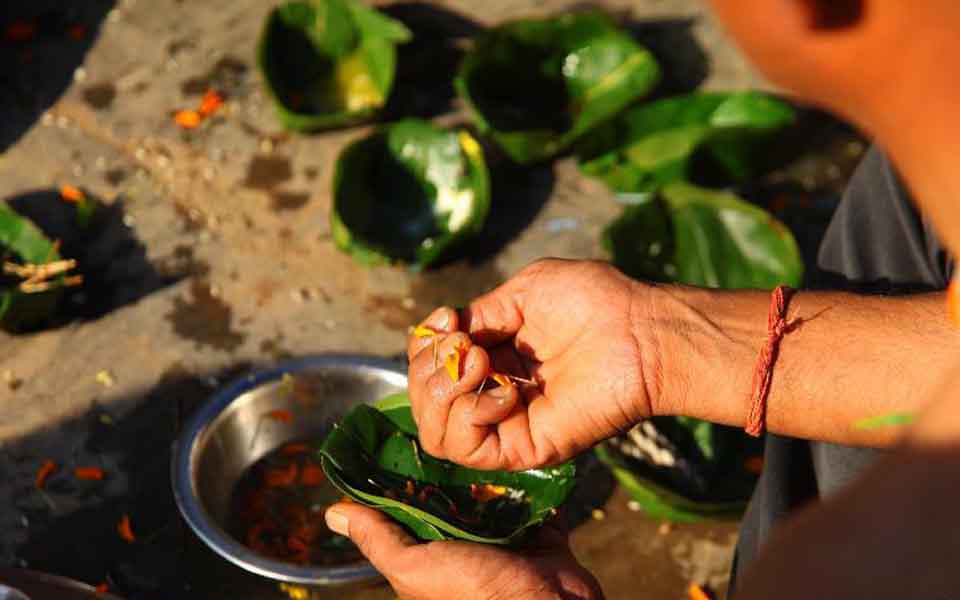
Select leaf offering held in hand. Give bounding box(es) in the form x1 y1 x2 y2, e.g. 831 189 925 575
319 393 575 544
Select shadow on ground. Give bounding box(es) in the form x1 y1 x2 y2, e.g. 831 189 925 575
0 0 116 153
381 2 483 120
3 189 186 331
2 363 252 598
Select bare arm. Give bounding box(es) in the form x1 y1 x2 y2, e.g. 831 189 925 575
646 285 956 446
735 364 960 599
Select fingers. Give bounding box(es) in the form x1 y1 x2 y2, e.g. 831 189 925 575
325 502 417 573
407 307 459 362
413 339 491 458
469 385 520 426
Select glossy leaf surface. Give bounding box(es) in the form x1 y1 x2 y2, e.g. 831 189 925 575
320 395 575 544
331 119 490 268
455 11 659 164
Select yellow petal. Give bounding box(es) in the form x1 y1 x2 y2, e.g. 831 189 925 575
413 325 437 338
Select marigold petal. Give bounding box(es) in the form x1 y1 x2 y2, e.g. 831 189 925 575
117 514 136 543
174 109 202 129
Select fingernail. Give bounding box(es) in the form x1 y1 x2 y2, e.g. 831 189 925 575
325 508 350 537
435 310 450 329
490 385 510 399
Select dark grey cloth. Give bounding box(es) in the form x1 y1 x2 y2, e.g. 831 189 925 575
730 146 954 591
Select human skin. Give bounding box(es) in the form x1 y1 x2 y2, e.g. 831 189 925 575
398 260 957 472
327 1 960 598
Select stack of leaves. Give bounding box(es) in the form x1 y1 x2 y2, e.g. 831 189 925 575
331 119 490 268
258 0 412 131
583 95 803 521
319 393 575 544
0 189 94 331
456 11 660 164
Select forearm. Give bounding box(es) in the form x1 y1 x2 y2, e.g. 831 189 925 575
640 284 956 446
736 371 960 599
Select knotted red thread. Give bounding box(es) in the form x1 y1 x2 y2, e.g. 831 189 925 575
745 285 794 437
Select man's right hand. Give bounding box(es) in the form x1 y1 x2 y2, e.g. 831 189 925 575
406 259 661 471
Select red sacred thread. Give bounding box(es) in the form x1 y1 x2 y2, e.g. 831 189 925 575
745 285 794 437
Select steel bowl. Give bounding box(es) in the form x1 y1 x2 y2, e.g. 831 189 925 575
172 354 406 588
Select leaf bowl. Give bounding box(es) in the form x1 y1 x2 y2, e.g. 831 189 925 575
331 118 490 268
258 0 411 132
320 394 576 544
455 11 660 164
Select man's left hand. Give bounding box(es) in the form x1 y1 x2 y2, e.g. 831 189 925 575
325 503 603 600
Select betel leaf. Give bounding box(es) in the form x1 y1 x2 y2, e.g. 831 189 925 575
604 182 804 289
594 444 746 523
0 203 64 331
257 0 412 132
331 119 490 269
599 181 800 520
319 394 576 544
455 11 659 164
579 92 795 198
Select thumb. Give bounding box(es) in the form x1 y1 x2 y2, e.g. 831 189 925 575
325 503 418 573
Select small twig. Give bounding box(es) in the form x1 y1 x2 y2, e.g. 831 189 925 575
505 374 537 386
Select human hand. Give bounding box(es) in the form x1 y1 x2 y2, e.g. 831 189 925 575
407 258 658 471
325 502 603 600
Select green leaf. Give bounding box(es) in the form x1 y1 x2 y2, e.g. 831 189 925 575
603 182 804 289
331 119 491 269
319 394 576 544
0 203 63 331
854 412 915 430
594 444 746 523
455 11 659 164
579 92 795 194
257 0 412 132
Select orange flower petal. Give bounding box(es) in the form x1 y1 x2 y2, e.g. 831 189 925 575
265 462 298 487
490 372 513 387
300 463 325 487
444 343 468 382
117 514 136 543
688 583 712 600
287 534 308 553
198 89 224 117
470 483 508 503
60 185 85 203
281 442 309 456
266 409 294 423
74 467 106 481
412 325 437 338
174 109 202 129
35 460 56 489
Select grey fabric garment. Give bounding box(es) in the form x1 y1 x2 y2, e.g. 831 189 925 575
730 146 953 592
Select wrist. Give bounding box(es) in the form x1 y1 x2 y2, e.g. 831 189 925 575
634 283 764 426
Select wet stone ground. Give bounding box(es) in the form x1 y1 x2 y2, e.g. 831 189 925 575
0 1 862 598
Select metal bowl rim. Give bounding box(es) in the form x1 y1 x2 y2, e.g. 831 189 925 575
171 353 405 586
